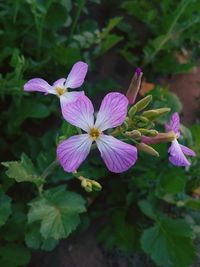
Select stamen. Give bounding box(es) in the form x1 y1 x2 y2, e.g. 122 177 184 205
56 87 66 96
90 128 100 141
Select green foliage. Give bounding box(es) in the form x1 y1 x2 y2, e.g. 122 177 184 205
28 186 86 240
0 190 12 227
141 217 196 267
121 0 200 76
2 153 44 187
0 243 31 267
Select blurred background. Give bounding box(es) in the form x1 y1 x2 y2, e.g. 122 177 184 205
0 0 200 266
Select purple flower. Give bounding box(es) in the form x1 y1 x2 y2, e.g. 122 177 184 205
166 113 196 167
24 61 88 112
57 93 138 173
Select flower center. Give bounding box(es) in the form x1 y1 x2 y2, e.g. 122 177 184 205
56 87 66 96
90 127 100 141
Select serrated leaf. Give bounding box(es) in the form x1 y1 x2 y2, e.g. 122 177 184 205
138 200 156 219
0 244 31 267
2 153 43 185
28 186 86 240
25 223 58 251
141 217 196 267
0 190 12 227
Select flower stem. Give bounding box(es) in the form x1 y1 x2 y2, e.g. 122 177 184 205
41 159 59 179
68 0 85 41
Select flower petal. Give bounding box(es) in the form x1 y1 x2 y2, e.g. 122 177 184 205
57 134 92 172
62 94 94 132
168 139 190 167
65 61 88 89
95 93 129 131
24 78 53 94
53 78 66 88
60 91 85 111
165 112 180 135
96 134 137 173
180 144 196 157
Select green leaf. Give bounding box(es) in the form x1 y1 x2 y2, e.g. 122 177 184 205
46 3 68 29
138 200 156 219
61 121 77 138
99 34 123 55
159 168 187 195
25 223 58 251
28 186 86 240
141 217 196 267
53 45 81 67
2 153 43 186
0 244 31 267
0 190 12 227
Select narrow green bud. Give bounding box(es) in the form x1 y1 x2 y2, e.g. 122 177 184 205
142 108 171 120
136 142 159 157
121 117 129 130
134 95 152 112
138 129 158 137
128 106 137 117
125 130 141 138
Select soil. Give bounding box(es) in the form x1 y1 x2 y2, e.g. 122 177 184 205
161 66 200 124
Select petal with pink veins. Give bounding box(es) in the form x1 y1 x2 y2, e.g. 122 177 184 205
95 93 129 131
165 112 180 135
24 78 54 94
62 95 94 132
53 78 66 88
180 144 196 157
60 91 85 113
168 139 190 167
65 61 88 89
57 134 92 172
96 134 137 173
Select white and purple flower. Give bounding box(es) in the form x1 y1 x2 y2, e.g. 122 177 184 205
166 112 196 167
57 93 138 173
24 61 88 112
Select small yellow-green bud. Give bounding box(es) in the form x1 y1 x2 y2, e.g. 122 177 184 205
121 117 129 130
91 180 102 191
134 95 152 112
142 108 171 120
125 130 141 138
81 178 88 188
85 181 93 192
138 129 158 137
128 106 137 117
136 143 159 157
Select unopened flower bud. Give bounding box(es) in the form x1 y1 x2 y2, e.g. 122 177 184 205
85 181 93 192
126 67 143 104
142 108 171 120
128 106 137 118
121 117 129 130
134 95 152 112
125 130 141 138
81 178 88 188
136 142 159 157
138 129 158 137
141 131 176 144
91 180 102 191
